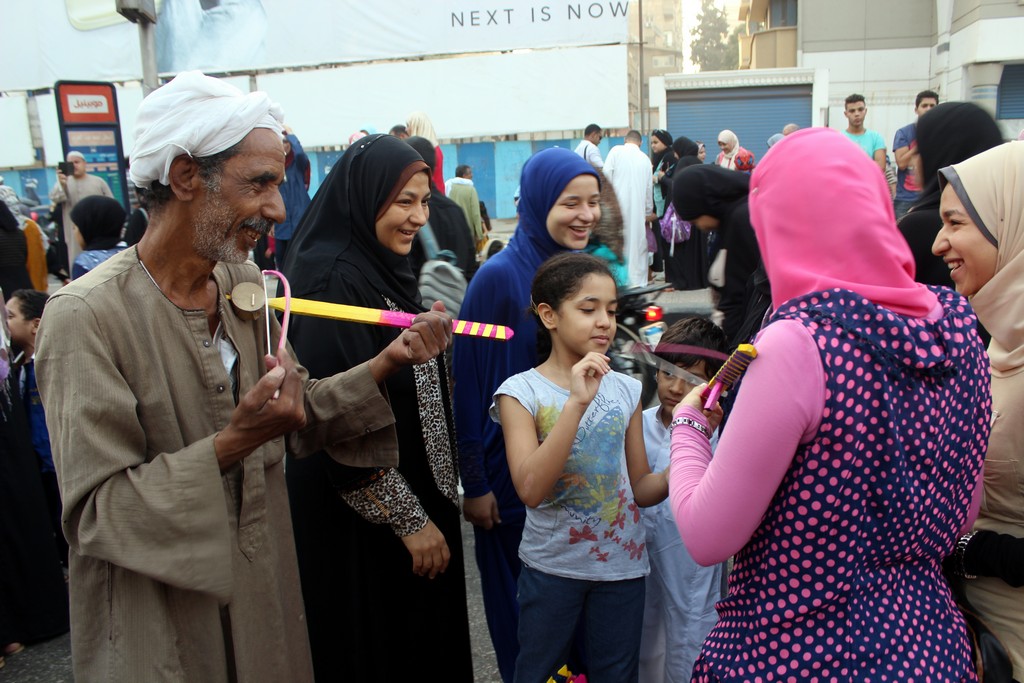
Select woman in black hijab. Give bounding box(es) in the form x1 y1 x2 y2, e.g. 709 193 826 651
898 102 1004 287
672 164 762 344
0 202 32 301
650 128 674 214
69 195 126 279
281 134 473 681
662 136 711 291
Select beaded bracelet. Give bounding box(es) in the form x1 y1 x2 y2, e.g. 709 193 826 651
670 416 709 438
951 531 978 580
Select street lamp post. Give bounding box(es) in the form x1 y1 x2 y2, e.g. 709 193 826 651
116 0 159 95
638 0 645 131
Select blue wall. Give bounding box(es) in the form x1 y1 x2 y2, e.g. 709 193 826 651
1 168 56 208
1 136 633 221
306 141 631 219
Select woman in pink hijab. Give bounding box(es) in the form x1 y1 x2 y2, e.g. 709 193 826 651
668 128 992 682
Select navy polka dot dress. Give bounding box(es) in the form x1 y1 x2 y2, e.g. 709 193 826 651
691 288 992 682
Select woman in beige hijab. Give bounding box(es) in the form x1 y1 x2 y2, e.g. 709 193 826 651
714 129 755 172
406 111 446 193
933 140 1024 679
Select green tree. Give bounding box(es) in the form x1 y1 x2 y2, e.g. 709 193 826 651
690 0 738 71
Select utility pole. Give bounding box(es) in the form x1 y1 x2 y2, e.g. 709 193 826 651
638 0 646 131
116 0 159 95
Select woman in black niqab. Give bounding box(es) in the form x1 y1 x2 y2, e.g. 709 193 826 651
281 134 473 682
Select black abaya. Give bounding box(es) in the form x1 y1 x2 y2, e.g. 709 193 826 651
282 135 473 682
672 165 760 340
0 204 32 302
0 381 70 647
286 272 473 681
662 153 710 290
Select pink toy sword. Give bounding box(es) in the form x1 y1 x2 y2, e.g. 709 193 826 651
264 296 513 341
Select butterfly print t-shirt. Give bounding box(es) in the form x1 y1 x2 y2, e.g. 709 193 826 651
492 369 649 581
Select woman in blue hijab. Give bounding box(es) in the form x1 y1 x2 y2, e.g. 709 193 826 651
452 147 600 682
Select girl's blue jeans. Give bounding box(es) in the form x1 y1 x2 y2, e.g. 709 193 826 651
512 563 645 683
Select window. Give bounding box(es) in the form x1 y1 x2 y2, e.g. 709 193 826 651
768 0 797 29
997 64 1024 119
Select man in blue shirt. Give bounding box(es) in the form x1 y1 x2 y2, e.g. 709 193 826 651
892 90 939 220
275 127 311 268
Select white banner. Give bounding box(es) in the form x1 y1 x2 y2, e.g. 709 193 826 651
2 0 630 92
0 96 36 168
257 45 629 147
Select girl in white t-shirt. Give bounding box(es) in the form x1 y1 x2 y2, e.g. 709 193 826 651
492 252 669 683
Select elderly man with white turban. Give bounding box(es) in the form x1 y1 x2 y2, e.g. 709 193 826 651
35 72 453 683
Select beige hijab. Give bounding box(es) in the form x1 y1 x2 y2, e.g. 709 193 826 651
943 143 1024 678
406 111 439 146
942 141 1024 377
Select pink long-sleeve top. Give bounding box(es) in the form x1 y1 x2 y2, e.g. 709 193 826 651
669 309 983 567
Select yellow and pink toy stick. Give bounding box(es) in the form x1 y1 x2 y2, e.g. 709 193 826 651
266 297 514 341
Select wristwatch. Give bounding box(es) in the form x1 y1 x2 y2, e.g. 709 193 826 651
952 531 978 580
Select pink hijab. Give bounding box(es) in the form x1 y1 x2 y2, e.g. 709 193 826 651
748 127 936 318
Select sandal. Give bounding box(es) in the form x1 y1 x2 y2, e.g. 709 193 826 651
2 643 24 656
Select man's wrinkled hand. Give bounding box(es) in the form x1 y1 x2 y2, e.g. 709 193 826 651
214 349 306 469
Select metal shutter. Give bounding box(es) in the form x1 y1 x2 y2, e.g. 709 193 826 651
997 64 1024 120
666 84 813 164
454 142 496 220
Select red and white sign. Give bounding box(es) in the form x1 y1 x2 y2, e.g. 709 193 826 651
67 95 110 115
57 83 117 124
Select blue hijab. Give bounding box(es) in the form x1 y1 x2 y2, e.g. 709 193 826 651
506 147 600 272
451 147 599 518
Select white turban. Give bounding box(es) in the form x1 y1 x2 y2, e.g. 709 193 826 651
129 71 284 189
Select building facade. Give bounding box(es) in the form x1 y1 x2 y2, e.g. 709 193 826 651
651 0 1024 166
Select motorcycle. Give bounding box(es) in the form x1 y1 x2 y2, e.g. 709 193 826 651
610 282 670 408
13 179 53 229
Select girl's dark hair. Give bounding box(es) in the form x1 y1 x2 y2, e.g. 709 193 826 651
531 253 615 362
655 316 727 377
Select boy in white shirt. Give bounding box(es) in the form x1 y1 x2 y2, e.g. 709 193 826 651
639 316 729 683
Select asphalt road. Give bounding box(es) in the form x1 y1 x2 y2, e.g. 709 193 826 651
2 518 500 682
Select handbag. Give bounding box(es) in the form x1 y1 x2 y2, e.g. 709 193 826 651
659 204 691 257
645 222 658 254
417 221 467 317
949 577 1013 682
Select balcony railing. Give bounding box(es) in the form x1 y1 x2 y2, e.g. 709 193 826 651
740 26 798 70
